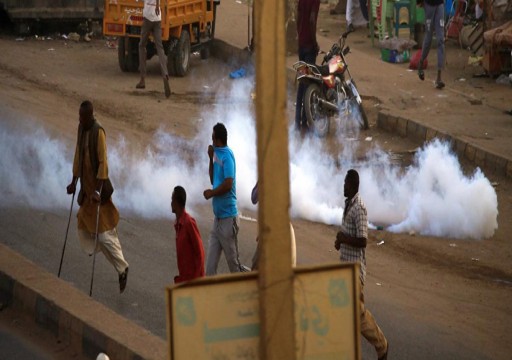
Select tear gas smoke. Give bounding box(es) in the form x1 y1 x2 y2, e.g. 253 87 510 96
0 79 498 239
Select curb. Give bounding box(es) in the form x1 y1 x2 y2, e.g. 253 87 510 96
377 110 512 179
0 244 167 360
211 39 253 68
210 40 512 180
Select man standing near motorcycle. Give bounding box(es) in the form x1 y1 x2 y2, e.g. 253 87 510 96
417 0 445 89
295 0 320 132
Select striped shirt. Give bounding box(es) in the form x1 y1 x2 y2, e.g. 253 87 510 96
339 192 368 285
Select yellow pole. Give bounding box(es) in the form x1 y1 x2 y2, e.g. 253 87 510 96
254 0 295 359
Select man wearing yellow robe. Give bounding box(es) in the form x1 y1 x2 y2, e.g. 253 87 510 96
67 101 129 293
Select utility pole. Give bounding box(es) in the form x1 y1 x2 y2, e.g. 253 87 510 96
254 0 296 359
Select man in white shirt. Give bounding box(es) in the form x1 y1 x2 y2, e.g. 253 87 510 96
136 0 171 98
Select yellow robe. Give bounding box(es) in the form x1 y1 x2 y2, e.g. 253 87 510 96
73 128 119 234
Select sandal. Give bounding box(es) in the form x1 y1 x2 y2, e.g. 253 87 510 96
435 80 445 89
418 69 425 81
119 267 129 294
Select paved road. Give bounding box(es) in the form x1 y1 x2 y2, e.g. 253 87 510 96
0 325 50 360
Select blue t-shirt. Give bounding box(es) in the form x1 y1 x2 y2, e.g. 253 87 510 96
212 146 237 218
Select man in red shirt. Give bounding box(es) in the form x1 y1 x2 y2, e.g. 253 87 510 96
171 186 205 283
295 0 320 131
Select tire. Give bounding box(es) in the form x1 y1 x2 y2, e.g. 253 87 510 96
346 81 368 130
118 37 139 73
304 83 330 137
200 44 210 60
167 46 177 77
174 30 191 77
358 103 369 130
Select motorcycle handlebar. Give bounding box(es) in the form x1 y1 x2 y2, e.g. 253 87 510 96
341 28 354 39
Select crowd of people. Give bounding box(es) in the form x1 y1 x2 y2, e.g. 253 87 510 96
67 99 388 359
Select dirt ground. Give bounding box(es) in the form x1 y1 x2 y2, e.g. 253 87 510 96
0 1 511 359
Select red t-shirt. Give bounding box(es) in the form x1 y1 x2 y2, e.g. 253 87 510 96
174 211 205 284
297 0 320 49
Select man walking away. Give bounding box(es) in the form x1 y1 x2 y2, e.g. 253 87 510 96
295 0 320 131
417 0 445 89
66 101 129 293
136 0 171 98
171 186 205 283
334 169 389 360
203 123 243 275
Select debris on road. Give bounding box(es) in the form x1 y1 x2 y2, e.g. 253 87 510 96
449 243 457 247
377 240 385 246
105 40 117 49
67 32 80 42
496 74 512 86
229 67 246 79
469 98 483 105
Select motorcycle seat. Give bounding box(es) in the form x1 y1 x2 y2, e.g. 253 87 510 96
316 64 330 76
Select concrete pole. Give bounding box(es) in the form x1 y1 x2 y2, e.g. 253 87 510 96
254 0 295 359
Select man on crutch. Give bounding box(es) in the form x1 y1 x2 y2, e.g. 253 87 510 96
66 100 129 294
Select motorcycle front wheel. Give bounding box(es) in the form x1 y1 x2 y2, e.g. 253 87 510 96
346 81 369 130
355 101 369 130
304 83 330 137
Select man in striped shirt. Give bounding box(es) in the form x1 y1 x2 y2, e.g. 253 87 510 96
335 169 388 360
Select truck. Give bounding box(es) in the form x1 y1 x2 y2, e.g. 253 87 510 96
0 0 103 34
103 0 218 77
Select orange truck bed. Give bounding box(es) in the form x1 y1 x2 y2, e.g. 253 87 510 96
103 0 218 76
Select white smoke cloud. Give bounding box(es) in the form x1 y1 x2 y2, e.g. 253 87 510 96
0 119 71 209
0 78 498 240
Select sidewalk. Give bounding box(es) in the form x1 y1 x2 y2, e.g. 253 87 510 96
0 244 167 360
215 0 512 178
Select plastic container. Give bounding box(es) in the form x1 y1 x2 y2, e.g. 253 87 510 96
381 48 410 63
445 0 455 17
416 6 425 24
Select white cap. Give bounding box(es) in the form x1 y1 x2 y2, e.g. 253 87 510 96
96 353 110 360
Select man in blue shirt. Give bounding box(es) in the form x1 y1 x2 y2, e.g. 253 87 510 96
203 123 242 275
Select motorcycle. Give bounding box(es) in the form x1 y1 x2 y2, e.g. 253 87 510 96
293 29 369 137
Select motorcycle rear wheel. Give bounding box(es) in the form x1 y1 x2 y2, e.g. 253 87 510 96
304 83 330 137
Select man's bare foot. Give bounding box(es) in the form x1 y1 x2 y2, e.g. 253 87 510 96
136 80 145 89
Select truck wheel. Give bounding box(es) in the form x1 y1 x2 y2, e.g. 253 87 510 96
118 37 139 73
167 40 177 77
174 30 190 77
200 44 210 60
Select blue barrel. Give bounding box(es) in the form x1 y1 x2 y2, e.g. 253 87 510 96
445 0 456 17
